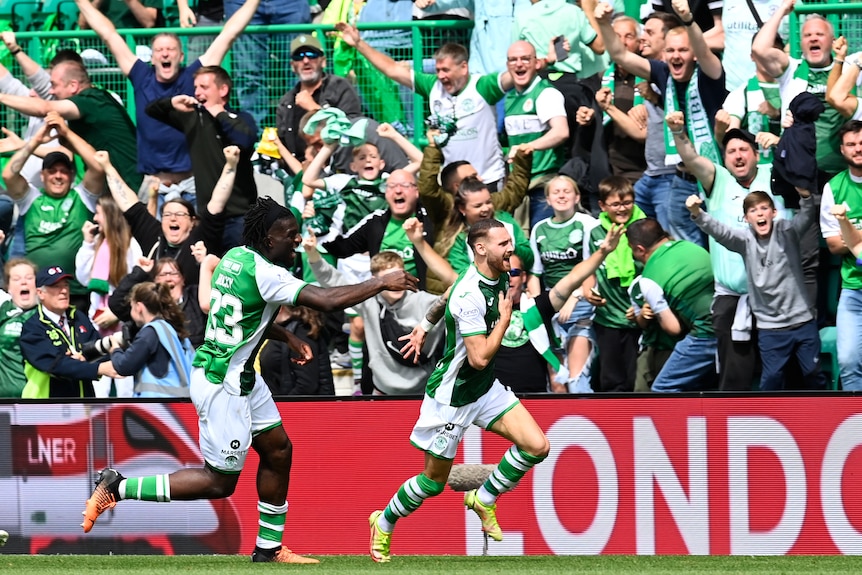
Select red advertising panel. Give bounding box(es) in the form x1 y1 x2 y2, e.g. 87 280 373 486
1 397 860 556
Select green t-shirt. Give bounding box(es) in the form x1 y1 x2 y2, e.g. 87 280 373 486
69 87 141 191
0 296 35 398
824 171 862 290
426 264 508 407
529 212 597 288
379 216 418 277
99 0 162 29
323 174 388 234
587 222 641 329
504 76 567 177
639 240 716 339
22 187 94 295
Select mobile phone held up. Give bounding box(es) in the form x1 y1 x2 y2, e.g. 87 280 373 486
553 35 569 63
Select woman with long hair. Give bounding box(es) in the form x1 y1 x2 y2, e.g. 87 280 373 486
108 282 194 398
527 175 599 393
76 195 143 333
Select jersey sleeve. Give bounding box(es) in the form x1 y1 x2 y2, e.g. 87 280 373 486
529 225 544 276
475 73 506 105
412 71 438 97
722 84 746 119
535 87 567 124
256 262 308 306
638 276 669 314
323 173 353 193
449 285 488 337
819 182 840 238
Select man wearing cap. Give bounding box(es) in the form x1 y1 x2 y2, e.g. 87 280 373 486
19 266 119 398
74 0 261 212
275 35 362 166
2 113 104 311
667 111 786 391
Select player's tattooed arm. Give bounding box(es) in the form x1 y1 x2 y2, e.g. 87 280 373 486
399 287 450 364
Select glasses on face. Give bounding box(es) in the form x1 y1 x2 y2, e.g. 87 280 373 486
156 270 180 277
605 200 634 209
291 51 322 61
162 211 190 219
386 182 417 190
506 56 535 64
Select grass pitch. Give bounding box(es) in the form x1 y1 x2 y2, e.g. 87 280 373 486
1 555 862 574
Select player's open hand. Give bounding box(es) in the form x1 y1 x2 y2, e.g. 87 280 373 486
379 269 419 292
399 325 428 364
497 290 514 324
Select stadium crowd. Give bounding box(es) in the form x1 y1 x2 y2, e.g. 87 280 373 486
0 0 861 399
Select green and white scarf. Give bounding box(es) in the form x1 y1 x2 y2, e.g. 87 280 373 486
743 76 781 164
520 294 561 372
601 63 644 126
663 68 721 166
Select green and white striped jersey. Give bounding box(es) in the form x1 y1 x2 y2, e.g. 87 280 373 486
193 246 308 395
426 264 508 407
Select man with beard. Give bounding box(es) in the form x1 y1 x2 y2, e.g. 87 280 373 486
81 196 419 562
595 0 726 247
667 114 786 390
819 120 862 391
74 0 260 211
276 35 362 166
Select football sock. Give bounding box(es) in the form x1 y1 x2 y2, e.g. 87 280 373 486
119 475 171 502
348 339 364 383
381 473 445 529
478 446 546 505
256 500 288 550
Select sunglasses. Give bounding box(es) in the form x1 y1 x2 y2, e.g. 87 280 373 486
291 51 323 61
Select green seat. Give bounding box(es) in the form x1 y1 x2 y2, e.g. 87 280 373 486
820 326 840 390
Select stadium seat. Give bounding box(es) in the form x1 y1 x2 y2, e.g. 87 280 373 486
820 326 840 390
10 0 41 31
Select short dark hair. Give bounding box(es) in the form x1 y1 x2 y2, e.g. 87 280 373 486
598 175 635 203
839 120 862 143
50 49 83 67
742 191 775 213
644 11 682 34
467 218 505 251
626 218 669 250
161 198 197 219
440 161 472 193
195 65 233 96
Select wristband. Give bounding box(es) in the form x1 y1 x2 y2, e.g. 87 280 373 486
9 48 20 55
419 317 435 332
682 18 694 27
835 60 845 65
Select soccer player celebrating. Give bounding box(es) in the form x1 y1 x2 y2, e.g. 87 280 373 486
81 196 418 563
368 218 623 562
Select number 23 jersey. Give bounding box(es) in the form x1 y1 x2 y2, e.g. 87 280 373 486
193 246 308 395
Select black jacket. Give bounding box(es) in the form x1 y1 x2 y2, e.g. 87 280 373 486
146 97 258 218
322 203 436 290
20 305 105 398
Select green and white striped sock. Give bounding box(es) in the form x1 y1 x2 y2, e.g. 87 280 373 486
120 475 171 502
380 474 445 531
256 500 287 550
478 446 546 505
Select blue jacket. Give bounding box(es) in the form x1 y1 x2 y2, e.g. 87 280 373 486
20 305 104 398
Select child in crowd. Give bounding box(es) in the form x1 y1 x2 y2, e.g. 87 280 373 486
300 123 423 394
527 175 598 393
583 176 646 392
687 189 824 390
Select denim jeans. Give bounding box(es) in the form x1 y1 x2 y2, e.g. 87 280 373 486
224 0 310 131
666 175 706 246
633 172 673 232
758 320 824 391
652 334 717 392
837 288 862 390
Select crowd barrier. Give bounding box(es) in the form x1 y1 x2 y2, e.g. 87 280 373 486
2 395 862 556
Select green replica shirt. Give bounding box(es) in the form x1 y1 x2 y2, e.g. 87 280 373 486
21 186 94 296
504 76 567 177
194 246 307 396
0 295 35 398
323 173 388 234
628 276 679 351
426 264 508 407
822 171 862 291
529 212 598 288
638 240 716 339
379 216 418 277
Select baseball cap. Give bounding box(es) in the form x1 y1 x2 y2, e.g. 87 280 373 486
290 34 324 57
42 151 75 171
722 128 757 149
36 266 73 288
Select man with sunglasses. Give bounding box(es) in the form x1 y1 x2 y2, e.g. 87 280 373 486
276 35 362 166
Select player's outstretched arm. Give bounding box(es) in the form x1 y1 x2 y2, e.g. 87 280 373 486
296 270 418 312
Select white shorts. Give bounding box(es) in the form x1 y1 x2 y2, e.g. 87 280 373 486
409 380 519 460
190 367 282 473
